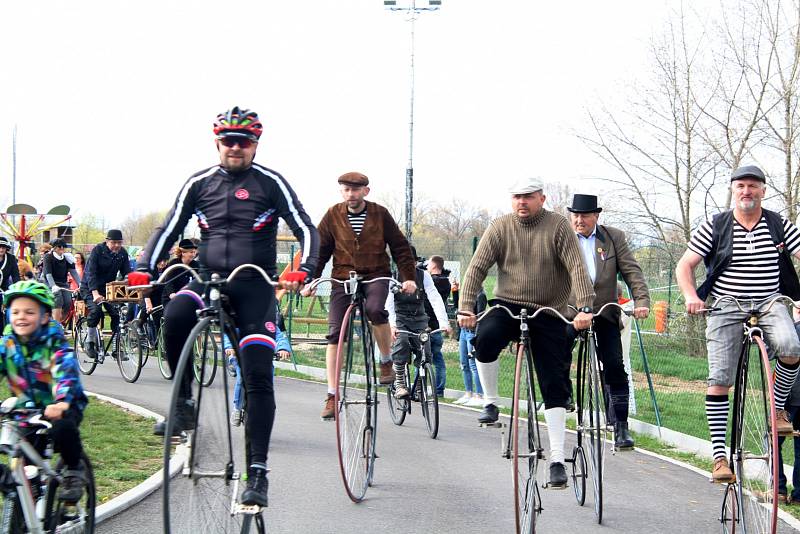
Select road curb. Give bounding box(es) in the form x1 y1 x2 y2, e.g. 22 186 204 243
85 391 183 525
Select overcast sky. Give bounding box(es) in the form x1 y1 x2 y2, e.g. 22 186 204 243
0 1 692 229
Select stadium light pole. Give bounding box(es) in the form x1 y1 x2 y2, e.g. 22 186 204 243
384 0 441 239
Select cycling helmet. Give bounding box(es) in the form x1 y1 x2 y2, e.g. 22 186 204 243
3 280 55 311
50 238 67 248
213 107 263 140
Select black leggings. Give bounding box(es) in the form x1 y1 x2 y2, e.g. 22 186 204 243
81 288 120 331
163 277 276 467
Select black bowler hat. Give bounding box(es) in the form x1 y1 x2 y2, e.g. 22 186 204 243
178 238 198 250
731 165 766 183
105 229 123 241
567 194 602 214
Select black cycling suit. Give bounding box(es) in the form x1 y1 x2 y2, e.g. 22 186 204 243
139 163 319 469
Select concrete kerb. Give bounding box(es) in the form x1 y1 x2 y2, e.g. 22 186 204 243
85 391 183 524
273 362 800 531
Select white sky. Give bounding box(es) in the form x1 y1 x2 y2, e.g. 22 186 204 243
0 1 688 228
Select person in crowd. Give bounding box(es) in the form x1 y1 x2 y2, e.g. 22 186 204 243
564 194 650 450
0 236 21 332
68 252 86 291
677 164 800 482
457 177 594 488
42 239 82 325
35 243 52 282
454 286 485 407
162 239 200 305
425 255 452 396
301 171 417 420
1 281 89 501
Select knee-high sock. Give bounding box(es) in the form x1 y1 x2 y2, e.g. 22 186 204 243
476 360 500 406
774 359 800 410
544 407 567 464
705 394 728 461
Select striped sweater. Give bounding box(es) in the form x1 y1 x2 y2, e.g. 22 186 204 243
460 209 595 314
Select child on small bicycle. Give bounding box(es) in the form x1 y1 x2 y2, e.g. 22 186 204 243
224 310 292 426
1 280 89 502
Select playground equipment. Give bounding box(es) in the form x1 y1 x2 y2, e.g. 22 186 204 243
0 204 73 263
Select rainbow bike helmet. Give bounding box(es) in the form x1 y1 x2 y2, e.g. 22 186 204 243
213 106 263 140
3 280 55 311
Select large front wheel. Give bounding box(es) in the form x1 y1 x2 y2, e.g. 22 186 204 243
511 343 539 534
334 305 378 503
583 334 605 524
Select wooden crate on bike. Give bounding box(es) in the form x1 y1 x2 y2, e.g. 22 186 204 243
105 281 143 303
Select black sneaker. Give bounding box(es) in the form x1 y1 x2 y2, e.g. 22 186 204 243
85 340 98 360
549 462 568 488
477 404 499 424
614 421 635 450
59 468 86 502
153 419 183 436
241 467 269 507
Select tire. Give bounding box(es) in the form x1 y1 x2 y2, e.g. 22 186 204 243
334 305 378 503
0 493 24 533
733 336 778 534
419 362 439 439
44 452 96 534
511 343 539 534
74 317 98 375
386 378 408 426
571 446 587 506
157 317 172 380
116 323 143 383
163 316 247 534
584 333 605 524
193 325 218 387
720 483 738 533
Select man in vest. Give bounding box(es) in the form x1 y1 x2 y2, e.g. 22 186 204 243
677 164 800 483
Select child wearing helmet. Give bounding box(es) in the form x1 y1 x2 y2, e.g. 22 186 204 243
1 280 89 502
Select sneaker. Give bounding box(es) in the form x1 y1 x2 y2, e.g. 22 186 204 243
465 395 484 407
775 409 795 436
241 467 269 507
379 362 394 385
712 458 735 483
231 409 244 427
614 421 635 450
58 468 86 502
395 385 410 399
453 394 472 405
85 340 98 360
477 404 499 424
548 462 568 488
321 393 335 420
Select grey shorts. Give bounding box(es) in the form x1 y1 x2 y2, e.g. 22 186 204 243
706 299 800 387
53 286 73 313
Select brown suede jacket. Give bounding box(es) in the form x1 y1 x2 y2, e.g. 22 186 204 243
314 200 416 282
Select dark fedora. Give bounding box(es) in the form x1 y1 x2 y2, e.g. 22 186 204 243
105 229 123 241
567 194 602 214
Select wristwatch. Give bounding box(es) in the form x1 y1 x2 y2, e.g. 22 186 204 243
579 306 592 314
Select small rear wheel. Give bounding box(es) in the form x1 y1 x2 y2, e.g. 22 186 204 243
720 483 738 533
571 446 587 506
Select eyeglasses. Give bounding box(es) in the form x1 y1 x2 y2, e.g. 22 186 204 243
218 136 256 149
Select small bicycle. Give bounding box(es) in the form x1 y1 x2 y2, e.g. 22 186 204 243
386 327 446 439
0 397 96 534
307 272 401 503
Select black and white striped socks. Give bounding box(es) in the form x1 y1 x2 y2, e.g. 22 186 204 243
705 394 728 461
774 359 800 411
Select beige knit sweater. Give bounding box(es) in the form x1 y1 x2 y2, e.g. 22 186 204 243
460 209 595 314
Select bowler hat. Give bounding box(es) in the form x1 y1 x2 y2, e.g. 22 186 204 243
0 237 11 249
106 229 123 241
178 238 198 250
338 172 369 187
567 194 602 214
731 165 766 183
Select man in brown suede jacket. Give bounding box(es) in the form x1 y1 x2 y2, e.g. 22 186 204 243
304 171 418 419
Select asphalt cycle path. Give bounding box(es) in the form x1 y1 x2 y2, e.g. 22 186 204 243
84 361 798 533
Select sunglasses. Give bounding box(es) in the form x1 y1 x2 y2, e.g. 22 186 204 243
218 136 256 149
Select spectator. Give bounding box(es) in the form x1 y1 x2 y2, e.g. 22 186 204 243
69 252 86 290
162 239 200 305
454 287 485 406
35 243 53 281
425 254 452 396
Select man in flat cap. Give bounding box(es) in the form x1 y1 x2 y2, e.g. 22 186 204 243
306 172 418 420
565 194 650 451
457 177 595 488
677 164 800 483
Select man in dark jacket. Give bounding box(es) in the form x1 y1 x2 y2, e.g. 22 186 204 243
303 171 418 420
80 229 131 358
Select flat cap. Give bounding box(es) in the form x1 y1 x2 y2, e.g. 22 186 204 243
731 165 766 183
509 177 544 195
337 172 369 187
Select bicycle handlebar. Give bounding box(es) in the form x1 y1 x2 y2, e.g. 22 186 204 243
130 263 279 290
567 302 634 317
308 272 402 293
394 327 449 338
698 294 800 315
469 304 573 326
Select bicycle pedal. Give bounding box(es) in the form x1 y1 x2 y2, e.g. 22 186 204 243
233 503 263 515
544 482 569 490
478 422 504 428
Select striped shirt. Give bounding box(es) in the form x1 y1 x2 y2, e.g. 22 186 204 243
348 208 367 236
688 215 800 299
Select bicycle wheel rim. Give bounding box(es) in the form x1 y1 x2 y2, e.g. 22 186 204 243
586 335 604 523
571 445 587 506
721 483 739 533
44 452 96 533
387 380 408 426
334 305 373 502
421 363 439 439
511 343 537 534
193 326 219 387
163 316 245 534
74 318 98 375
736 336 778 534
117 326 143 383
157 319 172 379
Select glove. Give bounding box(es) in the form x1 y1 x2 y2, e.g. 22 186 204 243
283 271 308 284
127 272 152 286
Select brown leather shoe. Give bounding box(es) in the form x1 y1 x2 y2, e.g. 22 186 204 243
379 362 395 385
712 458 735 483
775 409 795 436
321 393 335 420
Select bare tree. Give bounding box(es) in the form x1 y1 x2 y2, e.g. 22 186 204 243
543 181 573 216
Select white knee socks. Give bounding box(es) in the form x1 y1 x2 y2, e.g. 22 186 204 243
476 360 500 406
544 407 567 464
